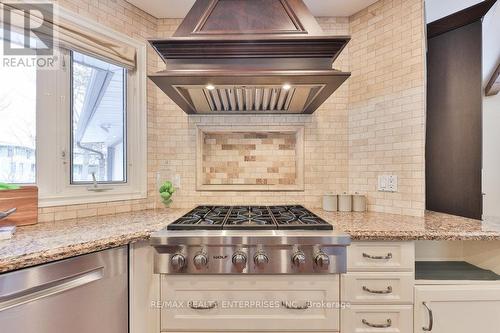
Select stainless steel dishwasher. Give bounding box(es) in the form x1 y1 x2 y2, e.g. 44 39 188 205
0 246 128 333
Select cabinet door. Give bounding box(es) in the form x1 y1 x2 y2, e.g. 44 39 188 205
415 284 500 333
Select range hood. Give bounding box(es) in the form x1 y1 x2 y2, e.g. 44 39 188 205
149 0 351 115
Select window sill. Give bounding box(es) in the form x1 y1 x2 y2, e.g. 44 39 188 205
38 189 147 207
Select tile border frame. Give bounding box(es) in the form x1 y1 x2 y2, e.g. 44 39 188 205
196 125 305 191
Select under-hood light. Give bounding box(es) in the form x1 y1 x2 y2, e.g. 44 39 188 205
282 83 292 91
206 84 215 90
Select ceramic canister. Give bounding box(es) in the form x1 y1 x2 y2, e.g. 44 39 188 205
353 193 367 212
338 192 352 212
322 193 338 212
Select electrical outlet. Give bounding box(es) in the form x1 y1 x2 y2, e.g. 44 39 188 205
378 175 398 192
387 175 398 192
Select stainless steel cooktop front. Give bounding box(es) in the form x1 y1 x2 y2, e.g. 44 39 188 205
150 229 351 275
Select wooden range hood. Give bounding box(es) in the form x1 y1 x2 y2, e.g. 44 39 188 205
149 0 350 115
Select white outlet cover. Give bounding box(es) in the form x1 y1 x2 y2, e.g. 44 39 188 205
388 175 398 192
378 175 398 192
378 175 388 191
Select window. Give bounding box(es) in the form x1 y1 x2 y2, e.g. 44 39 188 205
0 30 37 184
0 7 147 207
70 51 127 184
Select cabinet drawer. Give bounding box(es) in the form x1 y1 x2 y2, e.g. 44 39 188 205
347 242 414 272
342 305 413 333
160 275 340 332
342 272 414 304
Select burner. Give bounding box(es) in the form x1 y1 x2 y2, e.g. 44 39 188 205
168 205 332 230
272 205 333 230
167 206 230 230
224 206 276 230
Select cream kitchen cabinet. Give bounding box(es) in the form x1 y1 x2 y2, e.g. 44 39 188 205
347 241 415 272
160 275 340 332
343 242 415 333
342 305 413 333
414 284 500 333
342 272 414 304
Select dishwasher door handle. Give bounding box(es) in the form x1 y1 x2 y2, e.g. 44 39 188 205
0 267 104 312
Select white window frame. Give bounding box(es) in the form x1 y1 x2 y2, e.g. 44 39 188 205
35 7 147 207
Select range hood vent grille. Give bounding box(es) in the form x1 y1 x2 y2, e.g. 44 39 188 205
203 86 296 112
173 84 326 114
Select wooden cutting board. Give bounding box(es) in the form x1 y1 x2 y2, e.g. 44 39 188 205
0 186 38 227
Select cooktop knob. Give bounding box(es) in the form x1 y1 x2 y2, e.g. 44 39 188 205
254 252 269 268
170 254 186 271
232 252 247 270
292 252 306 268
193 253 208 269
314 252 330 269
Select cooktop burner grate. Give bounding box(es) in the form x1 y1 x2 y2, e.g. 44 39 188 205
167 205 332 231
224 206 276 230
271 205 333 230
166 206 231 230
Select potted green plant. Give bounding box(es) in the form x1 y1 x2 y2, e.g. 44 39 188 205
159 181 176 207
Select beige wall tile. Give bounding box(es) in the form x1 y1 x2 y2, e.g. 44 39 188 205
38 0 425 222
348 0 426 217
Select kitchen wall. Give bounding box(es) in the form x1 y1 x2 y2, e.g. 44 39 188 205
348 0 426 216
482 2 500 220
39 0 426 222
425 0 483 23
153 16 350 209
39 0 162 222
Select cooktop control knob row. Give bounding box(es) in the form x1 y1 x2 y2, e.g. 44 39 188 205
169 249 330 272
193 253 208 269
254 252 269 268
232 252 247 270
314 252 330 269
170 253 186 271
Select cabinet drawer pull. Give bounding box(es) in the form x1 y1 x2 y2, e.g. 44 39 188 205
362 318 392 328
362 285 393 294
422 302 433 331
362 252 393 260
281 301 310 310
188 301 217 310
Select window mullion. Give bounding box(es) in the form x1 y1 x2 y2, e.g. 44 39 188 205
36 49 68 197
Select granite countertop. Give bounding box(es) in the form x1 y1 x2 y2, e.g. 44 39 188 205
1 208 500 273
312 209 500 241
0 209 187 273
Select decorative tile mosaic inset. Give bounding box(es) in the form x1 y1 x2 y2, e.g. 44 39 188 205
202 132 297 186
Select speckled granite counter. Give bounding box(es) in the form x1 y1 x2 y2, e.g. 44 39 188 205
0 209 188 273
312 209 500 241
1 208 500 273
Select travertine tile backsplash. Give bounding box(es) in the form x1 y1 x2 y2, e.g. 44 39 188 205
202 132 298 187
39 1 425 222
348 0 426 216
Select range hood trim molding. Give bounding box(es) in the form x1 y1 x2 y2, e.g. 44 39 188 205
149 36 351 61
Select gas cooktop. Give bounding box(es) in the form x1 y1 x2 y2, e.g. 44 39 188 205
167 205 332 231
